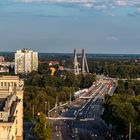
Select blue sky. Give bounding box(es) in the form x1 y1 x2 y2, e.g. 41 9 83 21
0 0 140 53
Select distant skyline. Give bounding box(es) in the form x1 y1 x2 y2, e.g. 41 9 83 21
0 0 140 54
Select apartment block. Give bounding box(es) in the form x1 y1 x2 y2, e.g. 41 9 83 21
0 76 24 140
15 49 38 74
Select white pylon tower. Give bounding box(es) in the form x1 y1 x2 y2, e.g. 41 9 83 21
74 48 80 75
82 48 89 74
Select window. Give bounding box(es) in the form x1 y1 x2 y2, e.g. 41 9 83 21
1 82 3 87
11 82 13 87
0 113 2 118
4 82 7 87
14 82 17 87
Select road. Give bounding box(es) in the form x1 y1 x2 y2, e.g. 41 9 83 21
23 121 36 140
50 99 108 140
76 83 106 120
50 78 118 140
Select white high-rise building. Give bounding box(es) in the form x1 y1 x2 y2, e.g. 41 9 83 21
15 49 38 74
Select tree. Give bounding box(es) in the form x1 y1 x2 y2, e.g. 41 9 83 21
33 113 52 140
102 95 137 135
79 74 95 88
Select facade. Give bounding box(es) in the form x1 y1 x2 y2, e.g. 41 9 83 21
0 67 9 73
15 49 38 74
0 76 24 140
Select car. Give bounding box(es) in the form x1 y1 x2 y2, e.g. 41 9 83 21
71 135 75 138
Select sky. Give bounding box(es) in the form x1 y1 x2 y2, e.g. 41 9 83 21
0 0 140 54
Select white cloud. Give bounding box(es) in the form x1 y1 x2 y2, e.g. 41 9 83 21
16 0 91 3
137 8 140 13
16 0 140 5
114 0 140 6
15 0 140 10
94 4 107 10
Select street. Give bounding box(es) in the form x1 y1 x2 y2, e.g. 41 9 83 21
50 78 117 140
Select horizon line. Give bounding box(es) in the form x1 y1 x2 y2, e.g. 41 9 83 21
0 51 140 55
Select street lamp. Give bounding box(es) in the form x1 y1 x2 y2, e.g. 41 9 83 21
69 92 72 104
32 105 35 119
45 101 47 116
48 102 50 117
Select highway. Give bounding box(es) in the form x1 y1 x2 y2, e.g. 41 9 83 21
50 99 108 140
76 83 106 120
50 77 118 140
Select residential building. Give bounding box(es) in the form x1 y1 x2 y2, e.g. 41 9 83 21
15 49 38 74
48 61 60 66
58 66 64 70
0 76 24 140
0 67 9 73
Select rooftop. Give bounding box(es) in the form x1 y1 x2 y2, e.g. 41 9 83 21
0 76 20 80
0 94 19 122
16 49 37 53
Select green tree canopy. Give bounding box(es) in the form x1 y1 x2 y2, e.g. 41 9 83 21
33 113 52 140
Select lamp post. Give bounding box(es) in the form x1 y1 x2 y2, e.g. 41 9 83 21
45 101 47 116
129 122 132 140
69 92 72 104
48 102 50 117
32 105 35 119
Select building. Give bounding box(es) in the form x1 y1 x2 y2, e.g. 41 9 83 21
0 56 5 62
0 76 24 140
0 67 9 73
58 66 64 71
0 62 14 68
15 49 38 74
48 61 60 66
